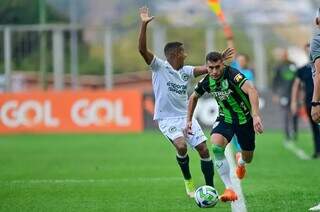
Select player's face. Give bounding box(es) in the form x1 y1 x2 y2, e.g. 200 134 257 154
175 46 187 67
237 55 247 68
206 60 224 79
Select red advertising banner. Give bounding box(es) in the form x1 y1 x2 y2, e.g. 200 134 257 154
0 90 143 133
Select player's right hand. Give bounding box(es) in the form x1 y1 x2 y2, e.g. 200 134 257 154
221 47 235 61
184 121 194 136
311 106 320 123
139 6 154 24
253 115 263 134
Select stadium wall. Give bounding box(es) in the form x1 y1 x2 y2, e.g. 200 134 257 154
0 90 309 134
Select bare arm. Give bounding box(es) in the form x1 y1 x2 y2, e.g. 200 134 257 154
187 92 199 122
241 81 263 133
311 58 320 123
313 58 320 102
223 24 234 49
185 92 200 135
290 78 301 114
138 6 154 65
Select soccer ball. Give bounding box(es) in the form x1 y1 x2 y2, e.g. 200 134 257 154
194 185 219 208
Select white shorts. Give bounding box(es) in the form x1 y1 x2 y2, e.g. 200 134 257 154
158 117 207 148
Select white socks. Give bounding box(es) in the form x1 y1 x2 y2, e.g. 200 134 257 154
215 157 233 189
238 154 246 166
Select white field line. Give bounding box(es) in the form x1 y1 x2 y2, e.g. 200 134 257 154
0 177 182 184
283 141 311 160
309 203 320 211
225 144 247 212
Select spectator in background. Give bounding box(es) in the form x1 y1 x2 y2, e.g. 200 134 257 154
272 48 298 142
231 53 255 83
291 43 320 159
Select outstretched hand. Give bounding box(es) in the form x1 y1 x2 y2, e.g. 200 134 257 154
184 121 194 137
311 106 320 123
139 6 154 24
221 47 236 61
253 115 264 134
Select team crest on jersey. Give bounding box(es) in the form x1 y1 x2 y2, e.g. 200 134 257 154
234 74 243 83
221 79 229 90
181 73 189 81
169 126 177 133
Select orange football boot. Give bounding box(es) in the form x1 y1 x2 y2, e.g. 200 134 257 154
219 188 238 202
235 152 246 180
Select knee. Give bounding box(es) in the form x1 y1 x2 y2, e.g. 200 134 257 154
197 145 210 158
212 145 225 160
176 143 187 155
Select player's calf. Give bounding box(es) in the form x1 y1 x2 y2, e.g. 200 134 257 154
195 142 214 187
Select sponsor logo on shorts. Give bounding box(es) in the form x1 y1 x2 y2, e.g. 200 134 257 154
212 121 220 129
169 126 177 133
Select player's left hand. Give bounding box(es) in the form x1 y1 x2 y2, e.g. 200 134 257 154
139 6 154 24
221 47 235 61
184 121 194 136
253 115 263 134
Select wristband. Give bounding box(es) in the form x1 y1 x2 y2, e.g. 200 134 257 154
311 101 320 107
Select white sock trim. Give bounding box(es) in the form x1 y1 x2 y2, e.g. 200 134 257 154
200 157 212 162
237 154 246 166
176 153 188 159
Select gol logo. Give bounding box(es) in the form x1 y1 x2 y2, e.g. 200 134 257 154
0 100 59 128
71 99 131 127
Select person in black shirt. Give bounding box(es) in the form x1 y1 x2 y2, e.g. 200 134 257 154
272 48 298 142
291 43 320 159
186 51 263 202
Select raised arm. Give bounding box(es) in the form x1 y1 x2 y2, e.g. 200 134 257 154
138 6 154 65
241 81 264 134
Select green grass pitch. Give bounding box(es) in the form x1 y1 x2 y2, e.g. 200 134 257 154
0 131 319 211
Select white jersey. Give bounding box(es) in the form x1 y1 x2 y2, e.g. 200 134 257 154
150 56 195 120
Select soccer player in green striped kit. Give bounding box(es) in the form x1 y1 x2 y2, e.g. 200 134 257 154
186 51 264 202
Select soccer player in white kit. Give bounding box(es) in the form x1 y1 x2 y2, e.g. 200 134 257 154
138 6 234 198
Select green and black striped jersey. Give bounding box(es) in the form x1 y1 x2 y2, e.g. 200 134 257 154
194 66 251 125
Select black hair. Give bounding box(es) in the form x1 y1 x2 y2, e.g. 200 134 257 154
206 51 223 63
164 42 183 57
238 53 250 61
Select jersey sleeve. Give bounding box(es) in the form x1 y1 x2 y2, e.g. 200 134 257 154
149 56 165 71
194 76 208 97
183 65 195 79
229 67 247 88
310 37 320 63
